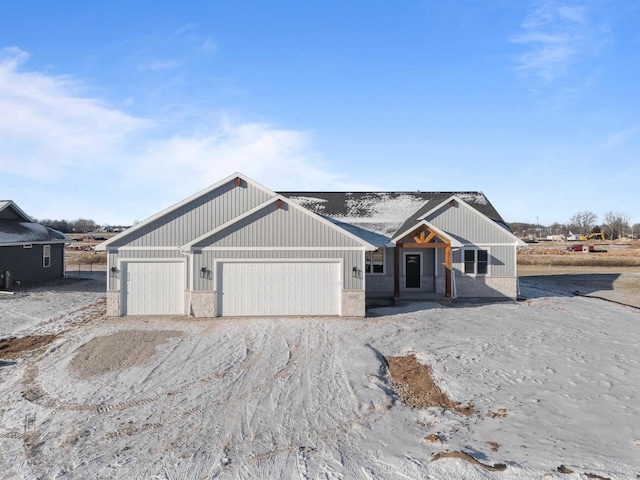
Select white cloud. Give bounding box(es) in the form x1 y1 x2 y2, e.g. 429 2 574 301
133 120 340 197
510 1 609 80
0 48 345 223
0 47 146 178
137 60 182 71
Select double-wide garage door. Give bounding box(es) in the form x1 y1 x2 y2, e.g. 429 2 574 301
218 261 341 316
122 261 184 315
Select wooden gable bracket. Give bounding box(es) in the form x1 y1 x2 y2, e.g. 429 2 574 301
235 177 242 187
276 199 283 209
412 230 437 244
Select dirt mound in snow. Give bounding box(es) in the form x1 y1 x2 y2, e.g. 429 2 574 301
0 335 58 359
69 330 181 378
431 451 506 471
386 354 474 414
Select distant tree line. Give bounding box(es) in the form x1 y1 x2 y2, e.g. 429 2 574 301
510 210 638 240
37 218 97 233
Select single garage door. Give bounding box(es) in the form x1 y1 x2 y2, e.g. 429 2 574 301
217 261 341 316
122 261 184 315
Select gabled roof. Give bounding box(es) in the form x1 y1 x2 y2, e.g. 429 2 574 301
0 200 33 222
96 172 277 251
394 194 525 247
181 195 376 251
98 174 376 252
0 201 69 245
391 219 463 248
279 191 508 239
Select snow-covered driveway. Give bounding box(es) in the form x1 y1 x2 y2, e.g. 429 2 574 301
1 277 638 479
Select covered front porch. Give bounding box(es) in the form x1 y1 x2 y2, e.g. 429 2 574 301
390 221 462 300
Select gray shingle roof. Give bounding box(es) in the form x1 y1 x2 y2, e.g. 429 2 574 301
279 191 508 240
0 201 69 244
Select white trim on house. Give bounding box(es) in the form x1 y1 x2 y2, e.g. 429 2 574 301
181 195 376 253
116 257 189 295
0 200 34 222
211 257 345 292
364 248 386 275
1 240 67 247
198 246 367 252
181 197 276 251
108 246 181 251
461 246 491 276
391 219 463 247
96 172 276 251
418 195 526 246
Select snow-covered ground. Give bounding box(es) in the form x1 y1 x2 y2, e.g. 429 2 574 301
0 275 638 479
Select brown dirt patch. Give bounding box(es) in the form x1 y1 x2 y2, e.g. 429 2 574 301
69 329 181 378
431 451 507 471
0 335 58 359
386 353 474 414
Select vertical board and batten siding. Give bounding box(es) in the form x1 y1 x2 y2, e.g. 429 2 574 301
451 246 515 277
195 203 361 249
109 182 273 248
426 204 516 244
194 250 363 291
489 245 516 276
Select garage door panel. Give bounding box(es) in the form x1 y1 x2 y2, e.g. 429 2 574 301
218 262 340 316
122 261 184 316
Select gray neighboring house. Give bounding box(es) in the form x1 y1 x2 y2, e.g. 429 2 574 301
97 172 524 318
0 201 69 289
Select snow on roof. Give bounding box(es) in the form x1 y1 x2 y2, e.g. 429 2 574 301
280 191 505 238
325 217 391 247
0 220 69 244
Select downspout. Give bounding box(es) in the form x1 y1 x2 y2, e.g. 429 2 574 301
180 248 194 317
451 247 460 299
515 242 521 297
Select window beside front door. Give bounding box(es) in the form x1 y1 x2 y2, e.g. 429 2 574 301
365 249 384 274
463 249 488 275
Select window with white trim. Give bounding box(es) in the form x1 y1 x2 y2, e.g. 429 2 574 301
365 248 384 274
43 245 51 268
464 249 488 275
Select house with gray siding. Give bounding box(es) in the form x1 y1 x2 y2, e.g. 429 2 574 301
0 201 69 288
282 191 526 301
97 173 524 318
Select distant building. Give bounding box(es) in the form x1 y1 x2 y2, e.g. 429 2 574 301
0 201 69 289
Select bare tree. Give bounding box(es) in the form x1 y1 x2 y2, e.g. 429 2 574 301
549 222 565 235
74 218 96 233
569 211 598 236
603 211 631 239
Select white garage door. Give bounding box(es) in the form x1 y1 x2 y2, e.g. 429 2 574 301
122 261 184 315
217 261 341 316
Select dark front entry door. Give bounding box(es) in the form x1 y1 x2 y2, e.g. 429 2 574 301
405 254 421 288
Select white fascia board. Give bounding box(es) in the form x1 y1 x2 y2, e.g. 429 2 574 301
180 197 275 252
182 195 376 253
391 219 463 248
419 194 525 246
1 239 68 247
282 196 377 251
96 172 278 251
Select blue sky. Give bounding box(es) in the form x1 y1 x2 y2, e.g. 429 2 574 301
1 0 638 227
